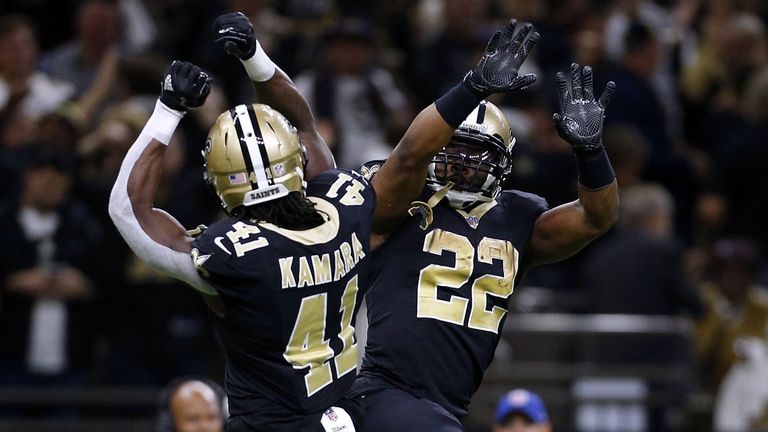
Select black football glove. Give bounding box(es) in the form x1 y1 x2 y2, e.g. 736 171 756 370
159 61 212 112
463 19 540 97
553 63 616 155
213 12 256 60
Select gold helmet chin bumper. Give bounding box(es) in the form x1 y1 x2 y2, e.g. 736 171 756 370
203 103 306 214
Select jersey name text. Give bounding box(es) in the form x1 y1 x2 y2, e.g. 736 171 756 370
278 232 366 288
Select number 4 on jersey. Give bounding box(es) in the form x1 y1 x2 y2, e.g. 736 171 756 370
283 276 359 396
326 173 365 206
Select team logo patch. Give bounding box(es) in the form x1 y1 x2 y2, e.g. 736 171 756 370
274 163 285 176
360 163 381 181
228 172 248 185
466 216 479 229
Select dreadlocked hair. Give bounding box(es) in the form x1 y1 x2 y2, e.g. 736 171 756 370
234 191 326 230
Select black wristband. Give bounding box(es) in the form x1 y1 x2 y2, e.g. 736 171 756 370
575 148 616 190
434 81 484 129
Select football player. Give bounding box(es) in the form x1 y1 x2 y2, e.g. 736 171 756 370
109 12 540 432
109 57 369 431
350 63 618 430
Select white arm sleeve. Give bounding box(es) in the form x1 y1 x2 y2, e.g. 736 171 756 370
108 101 218 295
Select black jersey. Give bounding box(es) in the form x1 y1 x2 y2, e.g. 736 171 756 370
191 169 375 429
358 186 547 419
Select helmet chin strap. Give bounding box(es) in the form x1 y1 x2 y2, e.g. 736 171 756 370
409 182 455 230
445 189 492 210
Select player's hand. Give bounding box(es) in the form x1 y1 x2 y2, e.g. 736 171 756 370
553 63 616 154
159 60 212 111
463 19 540 97
213 12 256 60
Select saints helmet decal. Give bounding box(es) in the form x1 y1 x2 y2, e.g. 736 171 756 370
204 103 307 214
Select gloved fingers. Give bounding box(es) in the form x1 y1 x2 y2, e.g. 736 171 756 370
511 74 537 90
598 81 616 109
507 22 531 54
214 31 249 44
484 31 501 55
222 41 242 57
582 65 594 101
499 19 518 47
570 62 582 100
519 31 540 59
555 71 569 110
552 113 568 139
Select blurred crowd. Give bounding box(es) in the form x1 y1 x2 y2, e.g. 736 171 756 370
1 0 768 429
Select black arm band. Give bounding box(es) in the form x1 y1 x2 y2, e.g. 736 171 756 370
575 148 616 190
434 82 484 129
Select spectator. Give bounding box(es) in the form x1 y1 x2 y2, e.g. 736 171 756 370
716 66 768 251
409 0 493 106
695 238 768 392
603 125 650 190
604 21 685 176
42 0 123 96
0 15 74 147
295 17 412 169
582 183 703 318
492 388 552 432
156 378 227 432
681 11 767 154
0 150 101 389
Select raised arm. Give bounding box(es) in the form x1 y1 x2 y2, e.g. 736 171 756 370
213 12 334 178
370 20 540 245
108 61 224 314
526 63 619 267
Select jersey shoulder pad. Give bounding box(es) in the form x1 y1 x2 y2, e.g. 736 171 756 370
190 218 257 277
307 168 376 210
497 189 550 215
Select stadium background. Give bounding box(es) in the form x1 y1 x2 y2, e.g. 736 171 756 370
1 0 767 430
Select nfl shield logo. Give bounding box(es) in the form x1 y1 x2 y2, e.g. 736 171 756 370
324 408 338 421
274 163 285 176
466 216 479 229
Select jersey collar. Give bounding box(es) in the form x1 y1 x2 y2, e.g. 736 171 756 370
454 200 497 229
258 197 340 244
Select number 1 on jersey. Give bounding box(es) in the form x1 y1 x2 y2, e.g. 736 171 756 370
283 276 359 396
326 173 365 206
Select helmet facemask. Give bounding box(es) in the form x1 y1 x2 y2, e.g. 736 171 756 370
427 102 515 210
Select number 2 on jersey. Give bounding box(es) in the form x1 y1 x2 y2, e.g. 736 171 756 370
283 276 359 396
417 229 519 334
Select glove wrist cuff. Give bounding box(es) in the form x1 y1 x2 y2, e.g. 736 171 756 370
241 40 276 82
575 148 615 191
461 74 490 99
145 100 184 145
435 82 484 129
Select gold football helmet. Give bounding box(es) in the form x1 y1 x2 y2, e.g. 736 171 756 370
427 101 516 209
203 103 306 214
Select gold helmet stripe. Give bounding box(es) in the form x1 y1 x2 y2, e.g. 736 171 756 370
234 104 270 189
